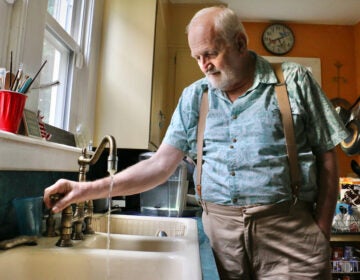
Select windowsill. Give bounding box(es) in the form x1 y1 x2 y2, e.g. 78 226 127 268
0 130 82 171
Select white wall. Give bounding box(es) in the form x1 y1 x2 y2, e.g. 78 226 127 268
0 0 12 67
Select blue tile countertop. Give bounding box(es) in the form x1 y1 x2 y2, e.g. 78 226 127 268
196 217 220 280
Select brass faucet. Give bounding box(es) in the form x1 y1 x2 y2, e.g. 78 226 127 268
55 135 118 247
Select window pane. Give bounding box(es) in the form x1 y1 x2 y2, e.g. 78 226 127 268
47 0 84 44
41 0 85 129
47 0 74 35
38 30 71 128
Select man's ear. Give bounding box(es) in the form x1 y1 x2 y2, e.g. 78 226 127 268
236 33 247 52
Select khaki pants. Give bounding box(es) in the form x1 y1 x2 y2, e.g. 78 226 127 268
201 200 331 280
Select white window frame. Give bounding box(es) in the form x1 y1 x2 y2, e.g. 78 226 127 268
43 2 84 130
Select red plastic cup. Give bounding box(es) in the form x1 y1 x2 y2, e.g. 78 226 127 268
0 90 27 133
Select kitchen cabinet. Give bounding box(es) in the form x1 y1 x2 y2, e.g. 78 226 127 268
94 0 157 149
95 0 170 150
149 0 169 149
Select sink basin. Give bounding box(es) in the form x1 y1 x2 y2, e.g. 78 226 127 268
92 214 189 237
0 242 188 280
0 215 201 280
81 232 184 252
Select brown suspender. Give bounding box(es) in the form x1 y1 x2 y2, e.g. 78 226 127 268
196 90 208 199
196 63 300 203
272 63 301 201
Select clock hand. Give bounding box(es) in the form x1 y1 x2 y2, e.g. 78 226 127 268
269 36 285 44
274 34 290 42
269 34 290 46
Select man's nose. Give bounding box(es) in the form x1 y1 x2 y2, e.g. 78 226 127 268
199 57 210 73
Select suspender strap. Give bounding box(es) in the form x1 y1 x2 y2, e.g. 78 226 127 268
272 63 301 201
196 90 208 200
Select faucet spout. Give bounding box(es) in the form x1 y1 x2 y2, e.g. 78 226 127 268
53 135 117 247
78 135 118 176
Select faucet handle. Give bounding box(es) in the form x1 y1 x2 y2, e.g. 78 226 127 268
44 194 63 237
50 193 63 202
48 193 63 213
43 212 58 237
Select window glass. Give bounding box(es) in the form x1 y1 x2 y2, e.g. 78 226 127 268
39 0 85 129
47 0 74 36
38 30 70 127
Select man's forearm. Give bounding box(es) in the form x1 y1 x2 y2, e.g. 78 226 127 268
314 148 339 240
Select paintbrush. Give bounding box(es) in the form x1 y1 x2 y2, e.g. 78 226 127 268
19 60 48 94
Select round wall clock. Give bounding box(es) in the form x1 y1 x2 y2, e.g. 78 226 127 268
262 23 295 55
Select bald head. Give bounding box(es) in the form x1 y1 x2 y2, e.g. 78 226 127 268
186 6 248 47
187 6 223 30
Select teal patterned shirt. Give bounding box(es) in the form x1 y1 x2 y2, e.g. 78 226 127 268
163 52 349 205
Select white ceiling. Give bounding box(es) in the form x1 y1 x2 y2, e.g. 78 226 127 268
170 0 360 25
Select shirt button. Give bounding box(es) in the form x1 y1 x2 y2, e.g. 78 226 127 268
230 171 235 176
230 145 234 149
232 138 237 143
232 198 238 203
232 115 237 120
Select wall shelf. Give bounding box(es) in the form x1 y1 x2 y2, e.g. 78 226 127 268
331 234 360 242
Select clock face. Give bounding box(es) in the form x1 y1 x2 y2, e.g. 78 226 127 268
262 24 295 55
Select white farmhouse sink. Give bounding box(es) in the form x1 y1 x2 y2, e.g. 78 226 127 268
0 215 201 280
